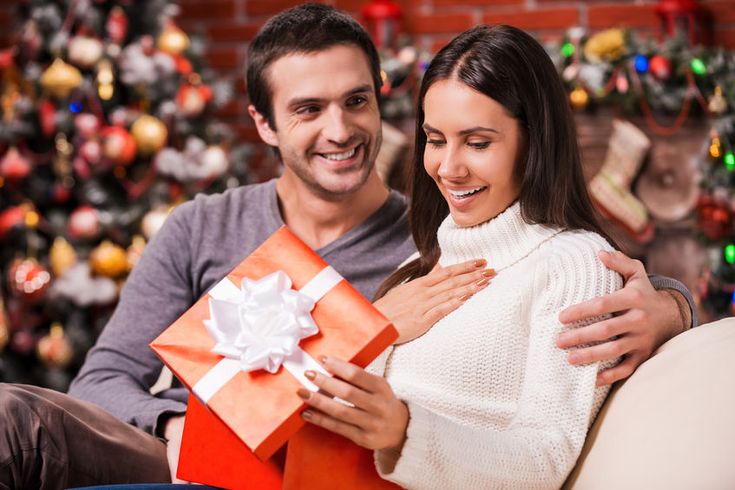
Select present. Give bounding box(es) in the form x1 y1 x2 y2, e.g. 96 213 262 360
284 424 401 490
150 226 398 464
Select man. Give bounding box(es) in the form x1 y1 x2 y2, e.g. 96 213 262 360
0 4 694 487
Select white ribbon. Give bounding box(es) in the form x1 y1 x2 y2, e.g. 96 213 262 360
192 267 343 403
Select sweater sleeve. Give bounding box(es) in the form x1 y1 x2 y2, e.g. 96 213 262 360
648 274 697 328
68 203 196 435
376 236 622 489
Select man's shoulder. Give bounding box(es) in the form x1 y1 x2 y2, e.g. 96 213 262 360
173 180 277 224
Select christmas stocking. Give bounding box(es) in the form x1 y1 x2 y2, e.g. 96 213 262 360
588 119 652 240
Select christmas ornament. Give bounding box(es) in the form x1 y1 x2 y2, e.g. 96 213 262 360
725 151 735 171
67 36 104 69
131 115 168 155
96 59 115 101
0 205 30 239
361 0 403 50
633 54 649 74
569 87 589 109
588 119 652 240
690 57 707 75
583 28 626 63
175 80 213 117
40 58 83 99
50 237 78 276
648 55 672 81
156 22 190 56
561 42 575 58
79 140 102 166
89 240 130 278
67 205 101 240
0 147 31 181
141 206 171 239
51 263 118 307
709 133 721 159
106 7 129 44
36 323 73 369
74 113 101 139
101 126 137 165
697 195 732 241
201 145 229 178
39 99 57 137
8 258 52 304
708 86 728 115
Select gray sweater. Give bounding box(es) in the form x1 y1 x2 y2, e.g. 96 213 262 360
68 180 416 435
68 180 695 436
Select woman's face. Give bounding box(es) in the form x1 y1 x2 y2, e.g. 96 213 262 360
423 78 524 228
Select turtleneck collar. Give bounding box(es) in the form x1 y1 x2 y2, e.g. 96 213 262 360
437 201 562 272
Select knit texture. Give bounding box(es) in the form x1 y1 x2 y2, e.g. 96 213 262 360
370 202 622 489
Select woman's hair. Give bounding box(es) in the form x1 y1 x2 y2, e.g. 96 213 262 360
375 24 614 299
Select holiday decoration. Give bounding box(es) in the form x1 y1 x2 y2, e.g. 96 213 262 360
361 0 403 51
655 0 707 46
0 2 250 390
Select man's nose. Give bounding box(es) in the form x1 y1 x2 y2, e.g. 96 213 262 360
322 106 353 144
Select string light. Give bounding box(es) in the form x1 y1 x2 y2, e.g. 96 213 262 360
725 243 735 265
634 54 649 74
561 42 575 58
690 58 707 75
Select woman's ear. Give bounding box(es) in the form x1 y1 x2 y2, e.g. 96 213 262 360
248 105 279 147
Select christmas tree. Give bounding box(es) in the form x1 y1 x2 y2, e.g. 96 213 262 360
0 0 252 391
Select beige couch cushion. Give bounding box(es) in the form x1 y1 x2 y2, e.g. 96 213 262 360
565 318 735 489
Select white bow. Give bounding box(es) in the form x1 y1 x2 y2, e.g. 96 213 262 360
204 271 319 374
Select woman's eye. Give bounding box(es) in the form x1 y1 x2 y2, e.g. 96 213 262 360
468 141 490 150
427 139 445 147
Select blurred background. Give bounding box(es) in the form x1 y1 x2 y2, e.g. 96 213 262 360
0 0 734 391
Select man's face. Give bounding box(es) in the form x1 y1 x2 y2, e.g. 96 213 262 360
256 44 382 199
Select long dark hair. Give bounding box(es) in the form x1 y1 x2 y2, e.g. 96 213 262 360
375 24 614 299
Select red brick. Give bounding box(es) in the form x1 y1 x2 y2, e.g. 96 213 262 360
714 28 735 49
435 0 522 6
245 0 327 17
207 23 263 43
235 76 247 94
404 13 473 34
179 0 236 20
431 37 455 53
588 4 659 29
206 48 242 70
483 8 580 30
215 100 243 118
702 1 735 24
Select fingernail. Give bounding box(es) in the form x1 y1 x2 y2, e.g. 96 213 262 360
297 388 311 400
458 293 471 302
481 269 496 278
475 278 489 287
474 259 487 268
301 410 313 420
567 352 580 364
304 370 316 380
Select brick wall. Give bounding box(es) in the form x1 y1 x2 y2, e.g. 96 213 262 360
1 0 734 179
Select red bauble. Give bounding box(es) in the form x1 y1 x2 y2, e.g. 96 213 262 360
8 258 51 304
0 206 27 239
697 195 733 241
175 83 213 117
74 113 101 139
79 140 102 165
649 55 672 81
68 205 101 240
39 99 56 137
100 126 137 166
0 147 31 181
106 7 129 44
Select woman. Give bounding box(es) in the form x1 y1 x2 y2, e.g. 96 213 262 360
296 25 622 488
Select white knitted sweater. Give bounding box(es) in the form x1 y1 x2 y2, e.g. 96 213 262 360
369 202 622 489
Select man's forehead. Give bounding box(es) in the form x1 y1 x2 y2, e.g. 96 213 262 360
266 45 374 103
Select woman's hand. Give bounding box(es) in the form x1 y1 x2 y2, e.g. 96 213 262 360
298 356 409 452
374 259 495 344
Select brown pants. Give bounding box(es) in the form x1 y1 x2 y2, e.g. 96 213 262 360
0 383 170 490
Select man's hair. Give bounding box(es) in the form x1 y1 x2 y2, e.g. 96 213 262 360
246 3 382 129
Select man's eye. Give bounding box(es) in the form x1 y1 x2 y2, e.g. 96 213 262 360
347 95 368 107
296 106 320 115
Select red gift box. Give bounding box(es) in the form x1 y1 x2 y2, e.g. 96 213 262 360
150 226 398 481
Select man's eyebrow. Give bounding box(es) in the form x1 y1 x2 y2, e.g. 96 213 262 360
286 85 373 110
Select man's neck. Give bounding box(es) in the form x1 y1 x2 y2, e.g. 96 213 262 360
276 170 390 250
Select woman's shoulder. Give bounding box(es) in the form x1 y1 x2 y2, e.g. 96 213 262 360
534 229 619 280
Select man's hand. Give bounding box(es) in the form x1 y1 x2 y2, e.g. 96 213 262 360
556 250 687 386
374 259 495 344
162 415 189 483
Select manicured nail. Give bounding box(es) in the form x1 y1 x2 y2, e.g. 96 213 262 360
567 351 580 364
474 259 487 268
458 293 471 302
482 269 496 277
304 370 316 381
476 278 489 287
301 410 313 420
297 388 311 400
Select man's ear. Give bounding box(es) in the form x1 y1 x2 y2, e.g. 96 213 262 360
248 105 278 147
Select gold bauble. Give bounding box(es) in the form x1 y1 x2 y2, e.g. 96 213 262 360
583 28 626 63
708 86 728 115
89 240 130 278
36 323 73 368
570 87 589 109
131 115 168 155
40 58 83 99
50 236 78 276
157 23 190 56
